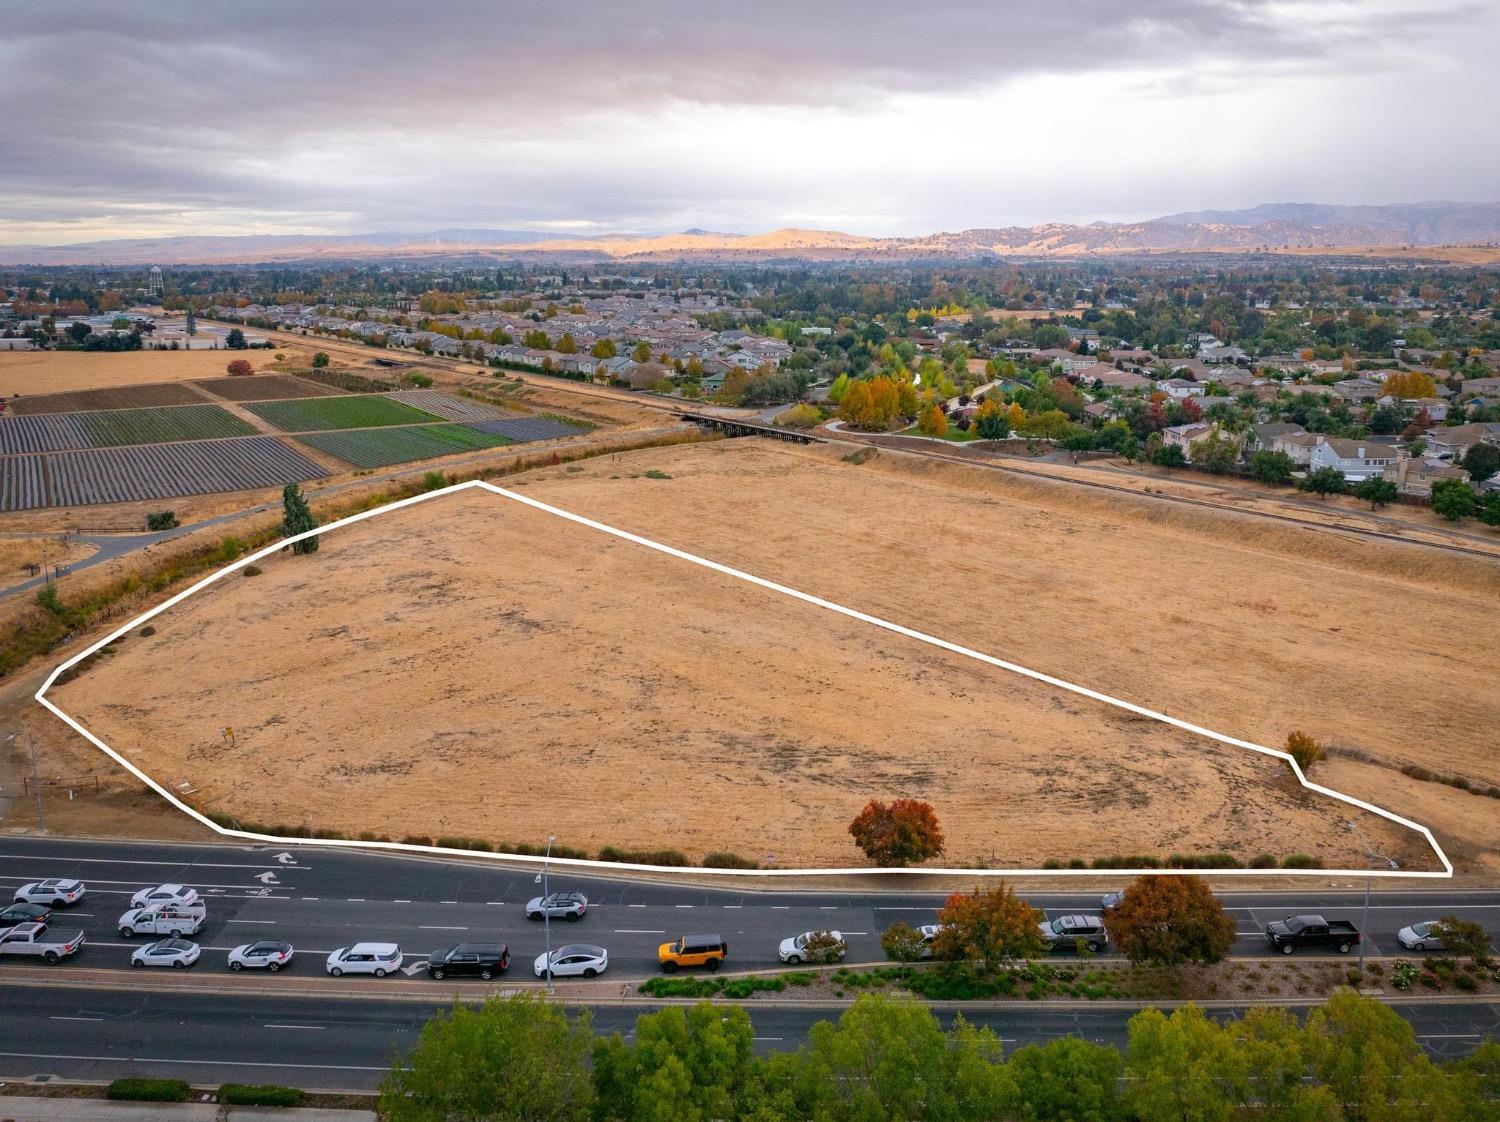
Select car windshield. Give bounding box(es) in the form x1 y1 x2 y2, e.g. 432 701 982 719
1412 922 1433 936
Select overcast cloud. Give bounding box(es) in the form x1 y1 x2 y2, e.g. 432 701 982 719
0 0 1495 244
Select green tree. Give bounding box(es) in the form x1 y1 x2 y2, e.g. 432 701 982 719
933 882 1046 971
593 1003 760 1122
1480 491 1500 528
1353 477 1398 510
1299 466 1346 499
828 372 851 404
917 402 948 437
1430 478 1477 522
66 321 92 344
974 397 1010 439
280 483 319 555
1249 450 1295 485
311 351 330 368
791 995 1009 1122
632 340 652 363
1151 443 1186 471
1125 1006 1245 1122
225 327 246 349
1303 989 1458 1122
1188 431 1241 475
380 994 593 1122
1461 442 1500 483
1105 876 1237 966
556 333 577 354
847 797 943 867
879 921 928 963
1430 914 1493 964
1229 1007 1337 1122
591 338 617 359
1003 1036 1123 1122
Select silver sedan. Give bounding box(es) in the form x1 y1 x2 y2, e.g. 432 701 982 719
533 944 607 978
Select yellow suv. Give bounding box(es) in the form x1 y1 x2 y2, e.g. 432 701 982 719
657 933 728 973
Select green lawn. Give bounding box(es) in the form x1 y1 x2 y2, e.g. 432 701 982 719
897 423 980 443
244 395 441 433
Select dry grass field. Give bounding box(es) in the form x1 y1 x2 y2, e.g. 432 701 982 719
52 439 1495 871
0 347 309 397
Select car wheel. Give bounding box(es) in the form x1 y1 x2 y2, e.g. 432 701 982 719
1337 943 1351 954
170 929 185 938
1088 941 1103 953
230 961 243 971
431 968 445 980
1280 944 1294 955
706 958 721 972
1412 941 1426 951
330 967 343 977
43 951 60 964
479 969 493 981
661 961 678 974
528 911 542 921
786 954 802 965
173 960 186 969
132 958 144 968
267 962 280 973
583 967 598 978
374 968 387 978
565 912 579 922
120 928 134 938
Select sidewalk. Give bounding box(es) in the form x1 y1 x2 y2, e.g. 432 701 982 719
0 1097 375 1122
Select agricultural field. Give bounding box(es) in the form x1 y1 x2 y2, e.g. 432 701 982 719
296 424 515 468
386 389 514 422
51 440 1500 871
194 374 349 402
0 456 47 511
5 381 212 415
0 347 295 396
0 404 256 454
466 416 588 442
44 437 326 507
244 394 441 432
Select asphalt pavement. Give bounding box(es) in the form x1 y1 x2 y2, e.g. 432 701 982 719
1 835 1497 1088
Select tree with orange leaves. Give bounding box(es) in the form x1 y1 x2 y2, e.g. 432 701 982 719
931 882 1046 970
848 797 944 867
1102 875 1236 965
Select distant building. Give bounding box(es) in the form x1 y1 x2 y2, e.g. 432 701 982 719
148 266 164 298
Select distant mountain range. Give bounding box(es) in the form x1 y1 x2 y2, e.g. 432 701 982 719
2 202 1498 266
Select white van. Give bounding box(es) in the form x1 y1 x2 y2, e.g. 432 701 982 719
326 942 403 977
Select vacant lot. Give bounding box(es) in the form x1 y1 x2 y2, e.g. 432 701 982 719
245 394 441 432
0 349 297 396
55 439 1486 871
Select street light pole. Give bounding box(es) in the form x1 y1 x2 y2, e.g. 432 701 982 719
29 736 45 834
541 835 555 996
1347 820 1397 973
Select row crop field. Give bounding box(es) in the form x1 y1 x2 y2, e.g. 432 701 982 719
194 374 350 401
0 455 47 511
244 394 439 432
43 437 327 508
4 382 211 415
0 404 257 455
467 417 587 442
296 424 515 468
387 390 514 422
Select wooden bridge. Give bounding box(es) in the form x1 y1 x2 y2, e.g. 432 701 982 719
673 412 826 444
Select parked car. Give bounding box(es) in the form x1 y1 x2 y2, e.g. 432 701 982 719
0 921 85 963
130 884 199 909
1101 889 1128 911
658 934 728 973
779 930 847 964
0 902 51 926
1039 915 1109 952
13 879 85 907
525 892 588 921
1397 921 1448 952
131 938 200 969
117 905 206 938
326 943 403 977
228 941 295 972
1264 915 1361 955
533 944 608 978
427 943 510 980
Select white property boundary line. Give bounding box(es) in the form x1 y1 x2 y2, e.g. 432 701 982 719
35 479 1452 880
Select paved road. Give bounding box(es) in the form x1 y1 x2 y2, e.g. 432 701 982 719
2 836 1496 980
1 982 1495 1091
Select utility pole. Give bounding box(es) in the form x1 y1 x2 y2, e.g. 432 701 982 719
536 834 556 996
29 736 45 834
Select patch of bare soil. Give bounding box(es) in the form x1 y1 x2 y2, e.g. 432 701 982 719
0 347 308 397
51 446 1447 870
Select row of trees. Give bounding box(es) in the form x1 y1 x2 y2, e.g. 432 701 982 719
381 990 1499 1122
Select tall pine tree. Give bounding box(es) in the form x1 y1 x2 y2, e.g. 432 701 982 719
281 484 319 554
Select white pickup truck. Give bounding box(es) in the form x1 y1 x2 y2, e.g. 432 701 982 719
0 921 85 963
117 905 206 938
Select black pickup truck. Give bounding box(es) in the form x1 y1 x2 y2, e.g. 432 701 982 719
1265 915 1361 954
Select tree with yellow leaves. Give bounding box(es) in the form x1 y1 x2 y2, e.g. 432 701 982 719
1381 370 1437 399
917 403 947 437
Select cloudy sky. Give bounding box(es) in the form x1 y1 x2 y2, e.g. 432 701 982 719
1 0 1495 245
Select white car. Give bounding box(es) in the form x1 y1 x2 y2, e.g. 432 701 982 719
915 923 944 959
13 879 85 906
326 942 402 977
131 938 201 969
131 883 199 909
778 930 847 964
533 944 608 978
228 940 295 972
1397 921 1448 951
117 906 205 938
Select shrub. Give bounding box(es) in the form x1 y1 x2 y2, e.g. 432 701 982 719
595 845 691 866
1285 730 1322 773
1455 972 1479 992
422 470 447 491
644 469 672 479
140 625 157 637
108 1078 191 1102
405 372 433 388
1249 853 1279 868
880 922 927 962
775 403 823 429
312 351 330 368
145 510 179 531
1346 969 1364 986
400 835 433 847
848 797 944 867
243 565 263 577
1281 853 1323 869
226 358 254 377
35 584 67 618
219 1084 305 1107
701 851 758 869
1390 959 1419 990
1165 853 1240 869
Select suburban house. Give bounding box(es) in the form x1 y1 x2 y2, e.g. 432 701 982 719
1033 348 1097 375
1308 437 1399 481
1158 378 1206 400
1273 431 1322 466
1383 453 1470 497
1162 422 1215 457
1424 422 1500 461
1251 422 1305 452
1080 363 1153 391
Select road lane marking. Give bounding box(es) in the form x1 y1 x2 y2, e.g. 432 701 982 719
394 899 412 903
419 925 467 931
265 1024 325 1030
302 897 319 901
486 901 504 905
347 898 364 903
49 1016 103 1022
0 1050 385 1072
724 905 742 909
1420 1033 1482 1038
628 904 646 908
226 919 276 925
614 929 666 934
0 855 307 870
675 905 693 908
440 900 458 904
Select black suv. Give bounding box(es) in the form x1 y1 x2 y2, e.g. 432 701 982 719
427 943 510 980
0 901 51 926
